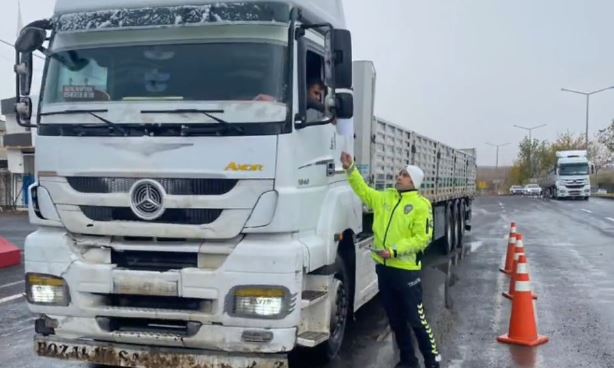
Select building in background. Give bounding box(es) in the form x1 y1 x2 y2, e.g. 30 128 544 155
0 97 35 209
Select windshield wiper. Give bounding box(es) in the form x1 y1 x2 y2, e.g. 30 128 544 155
40 109 128 135
141 109 244 134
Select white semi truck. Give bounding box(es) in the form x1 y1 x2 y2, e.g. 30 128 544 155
542 150 592 200
14 1 476 367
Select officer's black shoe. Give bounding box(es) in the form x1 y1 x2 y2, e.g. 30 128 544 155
424 362 440 368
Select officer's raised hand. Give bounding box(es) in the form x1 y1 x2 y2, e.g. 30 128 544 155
340 152 353 170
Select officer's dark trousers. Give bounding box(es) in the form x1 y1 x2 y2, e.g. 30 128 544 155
376 264 440 367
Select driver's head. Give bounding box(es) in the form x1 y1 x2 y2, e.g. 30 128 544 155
307 78 325 104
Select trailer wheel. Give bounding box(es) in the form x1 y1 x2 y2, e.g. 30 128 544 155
459 201 466 237
442 204 455 255
456 201 464 248
313 255 350 362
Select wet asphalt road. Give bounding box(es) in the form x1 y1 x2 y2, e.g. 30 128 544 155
1 196 614 368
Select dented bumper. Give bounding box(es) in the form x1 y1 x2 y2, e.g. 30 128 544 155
35 335 288 368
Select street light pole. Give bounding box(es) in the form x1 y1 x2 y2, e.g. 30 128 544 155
486 142 510 171
513 124 547 179
486 142 509 193
561 86 614 150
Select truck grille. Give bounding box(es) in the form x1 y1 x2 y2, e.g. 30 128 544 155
96 317 202 337
102 295 209 312
81 206 222 225
566 184 584 189
67 177 237 195
112 250 197 272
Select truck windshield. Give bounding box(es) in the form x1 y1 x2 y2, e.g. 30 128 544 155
559 163 589 176
42 42 288 110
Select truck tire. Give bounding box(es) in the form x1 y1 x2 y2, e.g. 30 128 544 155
459 201 466 237
313 255 350 362
456 201 464 249
442 204 455 255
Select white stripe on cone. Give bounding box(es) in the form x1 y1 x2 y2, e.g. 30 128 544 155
516 263 529 274
515 281 532 292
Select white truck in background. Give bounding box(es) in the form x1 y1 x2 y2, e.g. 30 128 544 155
13 1 475 367
542 150 592 200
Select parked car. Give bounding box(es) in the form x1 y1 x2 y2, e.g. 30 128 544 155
524 184 542 196
510 185 524 195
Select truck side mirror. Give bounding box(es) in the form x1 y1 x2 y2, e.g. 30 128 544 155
325 29 352 89
15 52 33 96
335 92 354 119
15 27 46 53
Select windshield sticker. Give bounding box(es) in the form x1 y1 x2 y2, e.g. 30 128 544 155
62 85 109 101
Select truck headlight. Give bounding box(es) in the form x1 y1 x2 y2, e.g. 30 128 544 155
230 287 291 318
26 273 70 306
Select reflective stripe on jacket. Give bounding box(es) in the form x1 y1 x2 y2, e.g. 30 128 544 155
347 165 433 271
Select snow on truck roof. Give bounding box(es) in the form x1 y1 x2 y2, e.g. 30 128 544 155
54 0 346 28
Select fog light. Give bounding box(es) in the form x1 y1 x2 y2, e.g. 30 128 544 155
26 274 70 306
232 287 288 318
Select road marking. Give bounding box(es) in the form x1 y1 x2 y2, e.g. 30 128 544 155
606 217 614 223
0 280 24 290
581 209 592 214
0 293 24 305
469 241 485 252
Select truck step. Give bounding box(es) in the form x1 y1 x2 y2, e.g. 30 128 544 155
296 331 329 347
301 290 328 309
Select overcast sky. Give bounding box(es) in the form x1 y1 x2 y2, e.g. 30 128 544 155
2 0 614 166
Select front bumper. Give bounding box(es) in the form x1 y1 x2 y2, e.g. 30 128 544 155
25 228 304 354
35 334 288 368
556 186 590 198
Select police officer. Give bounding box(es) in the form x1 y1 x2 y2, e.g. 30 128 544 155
340 152 441 368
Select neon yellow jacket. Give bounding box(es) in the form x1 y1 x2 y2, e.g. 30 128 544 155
347 164 433 271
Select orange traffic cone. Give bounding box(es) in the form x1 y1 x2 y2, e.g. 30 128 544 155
503 254 537 300
506 233 525 276
497 276 549 347
510 222 517 234
499 232 518 274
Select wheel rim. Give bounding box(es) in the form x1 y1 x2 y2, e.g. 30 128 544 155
329 278 348 345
